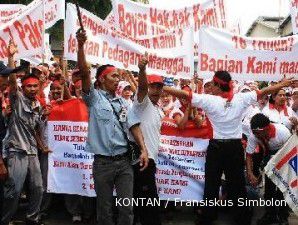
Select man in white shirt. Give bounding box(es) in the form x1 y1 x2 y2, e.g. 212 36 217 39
130 55 164 225
246 113 291 225
163 71 295 225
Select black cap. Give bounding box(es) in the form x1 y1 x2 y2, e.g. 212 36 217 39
0 61 24 77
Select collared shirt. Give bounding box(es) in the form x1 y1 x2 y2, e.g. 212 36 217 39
262 104 296 130
83 85 139 156
246 123 291 154
4 90 43 155
191 91 258 139
131 94 164 162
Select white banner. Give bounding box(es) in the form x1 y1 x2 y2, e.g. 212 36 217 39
64 3 194 78
157 135 208 201
264 134 298 216
0 0 65 29
0 4 25 25
47 99 96 197
0 1 44 61
290 0 298 34
198 27 298 81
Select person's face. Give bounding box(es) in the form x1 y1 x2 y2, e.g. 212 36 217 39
204 82 212 94
211 81 222 95
122 86 132 100
22 82 39 100
101 72 120 93
75 86 82 98
273 90 286 106
258 95 268 108
160 92 172 107
253 128 269 141
50 83 63 100
0 76 8 92
173 80 179 86
148 83 163 105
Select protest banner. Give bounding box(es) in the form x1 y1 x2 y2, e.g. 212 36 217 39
47 99 96 197
156 118 212 201
264 134 298 216
0 0 65 29
64 3 194 78
290 0 298 34
0 1 44 61
111 0 226 59
111 0 226 38
0 4 25 25
198 26 298 81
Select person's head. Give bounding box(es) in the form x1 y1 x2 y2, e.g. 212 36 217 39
211 71 232 95
116 81 132 100
160 92 172 107
269 89 286 107
203 79 213 94
173 79 179 86
147 75 164 105
96 65 120 95
258 95 269 109
50 80 63 100
239 85 251 93
0 76 8 92
0 61 23 91
250 113 271 140
21 74 40 100
74 80 82 98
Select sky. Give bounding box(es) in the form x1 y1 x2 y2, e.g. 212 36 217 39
225 0 291 34
148 0 291 34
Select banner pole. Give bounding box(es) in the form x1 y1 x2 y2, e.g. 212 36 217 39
42 0 46 64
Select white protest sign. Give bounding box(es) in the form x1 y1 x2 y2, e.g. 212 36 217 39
0 0 65 29
198 27 298 81
47 99 96 197
290 0 298 34
0 4 25 25
157 135 208 201
0 1 44 61
64 3 194 78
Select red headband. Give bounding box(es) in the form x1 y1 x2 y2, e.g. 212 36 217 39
22 77 39 86
97 66 116 79
213 76 233 89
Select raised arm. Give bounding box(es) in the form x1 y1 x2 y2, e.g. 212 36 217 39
137 53 149 103
76 29 90 94
258 78 297 98
163 86 190 99
7 40 18 94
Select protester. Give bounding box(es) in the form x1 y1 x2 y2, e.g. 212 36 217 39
163 70 296 225
262 89 298 130
76 29 149 225
0 62 12 224
1 41 49 225
130 54 163 225
246 113 292 225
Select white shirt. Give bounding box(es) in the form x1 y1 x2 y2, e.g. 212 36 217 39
242 105 261 136
246 123 291 154
131 94 164 161
191 91 257 139
262 104 296 129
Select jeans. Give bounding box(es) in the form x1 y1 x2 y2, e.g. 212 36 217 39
1 151 43 224
93 156 133 225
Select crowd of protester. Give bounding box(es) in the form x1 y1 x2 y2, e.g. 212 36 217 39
0 30 297 225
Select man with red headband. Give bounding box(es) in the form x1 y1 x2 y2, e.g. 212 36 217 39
163 71 296 225
1 45 46 224
77 29 148 225
246 113 291 225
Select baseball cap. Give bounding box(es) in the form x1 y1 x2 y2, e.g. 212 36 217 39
0 61 24 76
147 75 164 84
